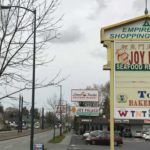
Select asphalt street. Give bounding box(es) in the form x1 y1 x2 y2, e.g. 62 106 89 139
1 130 150 150
68 134 150 150
0 129 59 150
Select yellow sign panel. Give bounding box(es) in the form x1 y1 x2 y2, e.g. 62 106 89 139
114 41 150 119
71 106 77 113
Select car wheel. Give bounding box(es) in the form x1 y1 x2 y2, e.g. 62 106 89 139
91 140 96 145
114 141 118 146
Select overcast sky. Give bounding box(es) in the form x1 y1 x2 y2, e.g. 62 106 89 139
2 0 149 110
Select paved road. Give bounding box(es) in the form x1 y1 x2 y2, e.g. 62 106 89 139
0 128 50 141
0 129 59 150
68 134 150 150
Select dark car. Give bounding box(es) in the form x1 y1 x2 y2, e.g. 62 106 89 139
86 130 103 143
122 128 132 137
86 131 123 146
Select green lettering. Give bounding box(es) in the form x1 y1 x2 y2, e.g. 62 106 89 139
110 34 115 39
143 20 150 27
122 27 127 32
128 28 135 32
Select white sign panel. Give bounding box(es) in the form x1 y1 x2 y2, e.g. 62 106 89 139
105 20 150 40
76 107 99 116
71 89 99 102
114 41 150 119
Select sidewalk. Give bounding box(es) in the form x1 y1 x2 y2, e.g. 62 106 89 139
46 132 72 150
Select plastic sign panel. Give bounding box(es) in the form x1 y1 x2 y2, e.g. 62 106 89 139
105 20 150 40
114 41 150 119
34 144 44 150
71 89 99 102
76 107 99 116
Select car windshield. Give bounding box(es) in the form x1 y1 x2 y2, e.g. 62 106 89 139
90 130 103 137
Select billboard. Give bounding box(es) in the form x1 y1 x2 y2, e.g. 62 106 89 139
75 107 99 116
114 41 150 119
71 89 99 102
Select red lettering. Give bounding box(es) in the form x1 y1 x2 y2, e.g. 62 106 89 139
134 51 139 64
118 110 128 117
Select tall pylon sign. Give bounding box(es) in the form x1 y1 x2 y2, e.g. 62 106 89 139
100 14 150 150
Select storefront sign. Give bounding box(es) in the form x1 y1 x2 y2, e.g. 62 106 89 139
71 89 99 102
114 41 150 119
81 119 92 122
76 107 99 116
144 120 150 123
115 108 150 119
115 41 150 71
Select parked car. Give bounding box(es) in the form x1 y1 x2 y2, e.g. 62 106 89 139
22 125 28 130
86 131 123 146
34 122 40 129
145 133 150 141
122 128 132 137
82 131 90 139
134 131 142 138
142 131 149 139
86 130 104 144
9 122 18 129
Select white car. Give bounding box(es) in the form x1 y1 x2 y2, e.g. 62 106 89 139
82 131 90 139
142 131 149 139
83 130 102 139
134 131 142 138
145 133 150 141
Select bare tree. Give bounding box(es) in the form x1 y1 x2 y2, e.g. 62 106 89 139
0 0 64 100
47 94 60 139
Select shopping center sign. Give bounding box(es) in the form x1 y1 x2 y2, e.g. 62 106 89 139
102 17 150 40
101 14 150 120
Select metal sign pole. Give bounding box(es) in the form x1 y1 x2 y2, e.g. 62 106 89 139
110 43 114 150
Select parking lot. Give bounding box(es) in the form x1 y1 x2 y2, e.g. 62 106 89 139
68 134 150 150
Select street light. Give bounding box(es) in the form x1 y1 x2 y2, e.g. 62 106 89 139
0 5 36 150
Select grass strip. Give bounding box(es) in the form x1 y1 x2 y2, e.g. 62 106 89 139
48 135 65 143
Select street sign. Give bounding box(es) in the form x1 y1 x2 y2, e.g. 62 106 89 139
34 144 44 150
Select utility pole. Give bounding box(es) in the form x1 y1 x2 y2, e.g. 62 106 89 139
59 85 62 136
18 95 23 132
41 107 44 129
66 102 67 132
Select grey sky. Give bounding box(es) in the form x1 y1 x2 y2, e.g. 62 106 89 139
2 0 149 110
